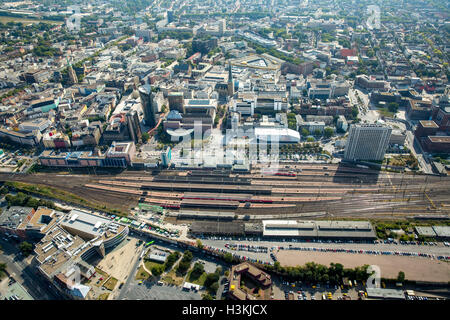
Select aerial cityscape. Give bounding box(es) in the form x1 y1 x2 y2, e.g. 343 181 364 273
0 0 449 305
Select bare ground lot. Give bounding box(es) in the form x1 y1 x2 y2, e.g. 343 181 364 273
96 238 141 284
276 250 450 283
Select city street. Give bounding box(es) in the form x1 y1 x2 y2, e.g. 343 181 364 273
0 238 64 300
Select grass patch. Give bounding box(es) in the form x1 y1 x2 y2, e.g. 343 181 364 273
98 293 110 300
93 267 109 287
144 260 165 271
377 107 395 118
135 266 151 280
187 270 208 286
162 269 184 286
95 267 108 278
103 277 118 291
4 181 126 216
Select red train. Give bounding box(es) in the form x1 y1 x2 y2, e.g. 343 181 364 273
274 171 297 177
180 192 273 204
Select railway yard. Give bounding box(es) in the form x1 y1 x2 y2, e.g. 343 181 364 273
1 163 449 221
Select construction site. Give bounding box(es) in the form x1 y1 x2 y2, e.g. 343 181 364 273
1 163 449 223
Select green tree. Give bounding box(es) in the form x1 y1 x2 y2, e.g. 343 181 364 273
165 251 180 271
141 132 150 143
224 252 233 264
388 102 399 113
151 264 164 277
196 239 204 249
190 262 204 279
0 262 6 279
202 293 213 300
215 266 222 275
204 272 220 288
324 127 334 138
209 281 219 293
397 271 405 283
19 241 33 257
301 128 309 137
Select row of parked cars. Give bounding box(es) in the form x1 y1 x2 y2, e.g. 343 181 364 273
277 245 450 261
224 243 268 253
222 279 230 296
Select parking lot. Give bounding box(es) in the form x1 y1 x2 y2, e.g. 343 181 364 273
201 238 450 260
121 279 201 300
273 280 361 301
0 276 34 300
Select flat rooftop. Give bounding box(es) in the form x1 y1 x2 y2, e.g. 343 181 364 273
419 120 439 128
60 209 125 241
26 207 60 234
0 206 34 231
428 136 450 143
415 226 436 237
432 226 450 238
35 225 89 277
262 220 375 239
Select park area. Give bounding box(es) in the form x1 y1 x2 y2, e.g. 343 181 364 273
276 250 450 283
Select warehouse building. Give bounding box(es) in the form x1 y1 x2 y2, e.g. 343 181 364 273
190 220 376 240
432 226 450 240
415 225 450 240
414 226 437 238
262 220 376 240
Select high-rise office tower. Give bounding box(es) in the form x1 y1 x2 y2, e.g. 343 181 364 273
167 10 174 23
139 84 156 128
168 92 184 113
67 65 78 84
344 123 392 161
227 62 234 97
126 110 142 143
219 19 226 35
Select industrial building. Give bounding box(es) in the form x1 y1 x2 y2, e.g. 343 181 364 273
262 220 376 240
189 220 376 240
416 225 450 240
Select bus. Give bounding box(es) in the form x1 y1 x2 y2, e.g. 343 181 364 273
145 241 155 247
